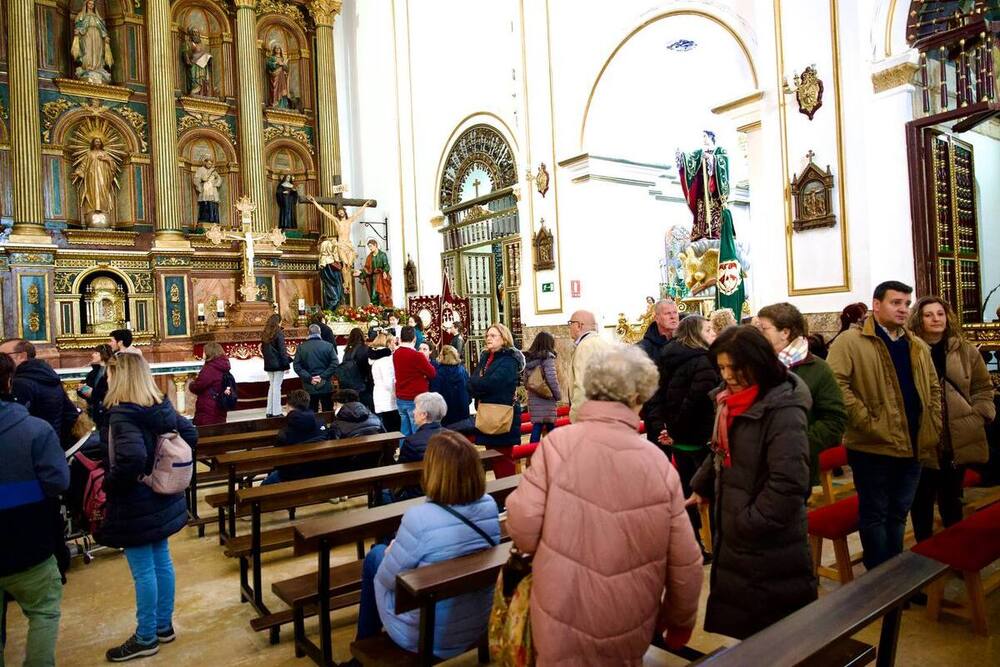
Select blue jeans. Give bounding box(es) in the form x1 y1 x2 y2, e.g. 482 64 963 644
397 400 417 437
529 422 552 444
124 539 175 644
847 449 921 570
356 544 387 640
262 470 283 485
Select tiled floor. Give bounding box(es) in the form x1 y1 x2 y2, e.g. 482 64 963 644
4 459 999 665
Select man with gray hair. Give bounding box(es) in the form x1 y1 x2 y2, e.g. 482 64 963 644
293 323 340 412
568 310 609 423
398 392 448 463
637 298 679 445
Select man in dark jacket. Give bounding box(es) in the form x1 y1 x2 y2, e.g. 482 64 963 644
0 354 70 667
0 338 80 446
331 389 385 472
635 299 679 445
294 324 340 412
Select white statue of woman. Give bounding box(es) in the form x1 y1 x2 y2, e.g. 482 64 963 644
71 0 113 84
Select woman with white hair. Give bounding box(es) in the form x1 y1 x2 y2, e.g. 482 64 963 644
507 345 703 664
399 392 448 463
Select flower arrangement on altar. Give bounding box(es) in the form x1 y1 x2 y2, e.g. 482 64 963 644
320 303 407 324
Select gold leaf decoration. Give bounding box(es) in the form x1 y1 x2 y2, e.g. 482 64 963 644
42 99 78 143
262 124 315 154
114 105 149 153
178 112 237 145
27 284 40 305
257 0 308 30
28 312 41 333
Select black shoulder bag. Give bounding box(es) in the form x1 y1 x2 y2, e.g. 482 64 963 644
431 502 497 548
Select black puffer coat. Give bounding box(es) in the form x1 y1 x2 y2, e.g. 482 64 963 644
97 399 196 548
690 374 816 639
637 323 672 443
262 331 291 372
658 343 719 448
12 358 79 444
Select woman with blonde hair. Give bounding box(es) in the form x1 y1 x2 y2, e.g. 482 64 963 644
189 341 232 426
507 345 703 664
469 323 522 477
369 332 400 432
261 313 291 417
907 296 995 541
98 354 197 661
708 308 738 336
353 430 500 657
429 344 471 427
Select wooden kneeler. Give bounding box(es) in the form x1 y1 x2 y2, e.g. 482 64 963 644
807 495 861 584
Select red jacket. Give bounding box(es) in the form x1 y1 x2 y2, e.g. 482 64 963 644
190 356 231 426
392 346 436 401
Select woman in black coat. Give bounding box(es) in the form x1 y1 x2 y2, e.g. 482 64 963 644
469 323 522 478
261 314 291 418
98 354 196 660
689 326 816 640
339 327 374 411
78 343 113 429
657 315 719 552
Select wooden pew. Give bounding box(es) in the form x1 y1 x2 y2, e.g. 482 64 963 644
230 450 501 641
196 411 336 439
210 432 402 541
287 475 522 667
695 551 948 667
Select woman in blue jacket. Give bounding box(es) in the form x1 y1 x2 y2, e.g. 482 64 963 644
429 344 471 427
353 430 500 659
98 354 197 662
469 323 523 478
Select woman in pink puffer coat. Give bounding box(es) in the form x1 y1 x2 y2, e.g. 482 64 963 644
506 345 704 666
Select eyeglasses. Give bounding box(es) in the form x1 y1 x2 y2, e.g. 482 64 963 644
567 320 583 326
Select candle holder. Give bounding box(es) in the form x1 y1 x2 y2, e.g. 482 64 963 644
196 314 207 333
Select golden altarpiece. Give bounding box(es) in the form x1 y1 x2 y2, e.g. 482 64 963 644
0 0 352 369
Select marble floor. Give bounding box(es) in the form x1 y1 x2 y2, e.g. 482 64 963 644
4 454 1000 665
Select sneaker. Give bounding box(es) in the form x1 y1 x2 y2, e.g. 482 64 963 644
106 635 159 662
156 626 176 643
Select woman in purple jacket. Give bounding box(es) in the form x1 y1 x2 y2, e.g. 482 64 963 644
522 332 562 443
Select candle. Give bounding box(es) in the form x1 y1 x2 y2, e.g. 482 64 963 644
125 321 132 331
298 298 306 312
197 303 205 317
216 299 225 314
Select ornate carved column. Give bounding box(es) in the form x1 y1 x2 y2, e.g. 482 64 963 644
6 0 52 244
311 0 343 196
235 0 271 231
146 0 188 247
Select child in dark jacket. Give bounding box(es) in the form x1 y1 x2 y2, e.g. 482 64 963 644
264 390 328 485
0 354 70 667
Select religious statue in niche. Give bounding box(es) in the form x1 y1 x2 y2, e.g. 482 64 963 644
310 197 373 305
182 26 214 97
266 44 292 109
676 130 730 242
71 0 113 84
69 119 124 228
791 151 837 232
404 255 418 294
532 218 555 271
535 163 550 198
275 174 303 230
192 157 223 224
355 239 393 307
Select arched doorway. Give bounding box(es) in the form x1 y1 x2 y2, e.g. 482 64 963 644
438 124 521 359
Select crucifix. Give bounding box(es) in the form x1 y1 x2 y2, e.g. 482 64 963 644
473 178 481 198
206 197 286 302
308 184 379 306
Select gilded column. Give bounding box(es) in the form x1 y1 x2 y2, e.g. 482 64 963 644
311 0 343 196
146 0 188 247
235 0 271 231
6 0 51 244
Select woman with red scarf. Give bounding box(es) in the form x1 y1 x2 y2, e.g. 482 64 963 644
469 323 523 477
688 325 816 639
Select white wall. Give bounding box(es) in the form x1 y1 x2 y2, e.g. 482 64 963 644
335 0 934 325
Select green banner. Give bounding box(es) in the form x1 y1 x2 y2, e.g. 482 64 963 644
715 208 744 319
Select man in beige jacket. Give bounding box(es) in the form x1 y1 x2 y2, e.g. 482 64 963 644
827 280 941 571
568 310 609 422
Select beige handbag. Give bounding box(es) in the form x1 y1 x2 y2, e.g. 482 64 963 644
476 403 515 435
525 365 553 400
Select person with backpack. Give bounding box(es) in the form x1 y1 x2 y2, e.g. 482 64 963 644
261 314 291 418
189 342 235 426
0 352 70 667
98 354 196 662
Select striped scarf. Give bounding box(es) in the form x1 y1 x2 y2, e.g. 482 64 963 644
778 336 809 368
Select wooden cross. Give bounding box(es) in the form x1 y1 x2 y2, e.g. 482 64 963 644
309 183 378 211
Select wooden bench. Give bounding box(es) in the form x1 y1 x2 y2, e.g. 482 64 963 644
229 450 501 642
211 432 402 542
288 475 522 667
695 551 947 667
913 500 1000 635
197 411 336 439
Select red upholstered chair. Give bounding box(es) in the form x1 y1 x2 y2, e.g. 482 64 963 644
808 494 861 583
913 502 1000 636
961 469 1000 517
815 445 852 506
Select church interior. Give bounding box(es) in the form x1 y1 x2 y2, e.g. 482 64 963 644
2 0 1000 665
